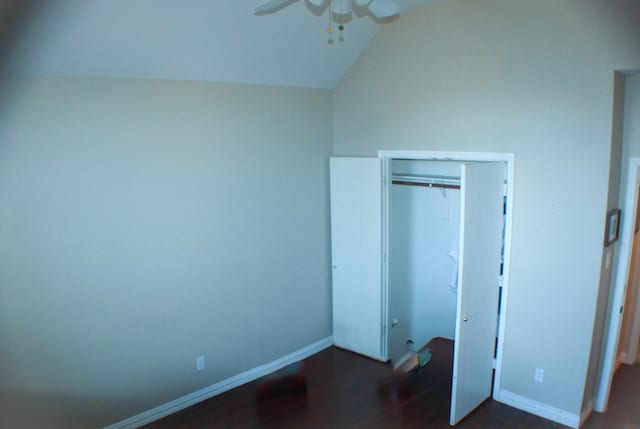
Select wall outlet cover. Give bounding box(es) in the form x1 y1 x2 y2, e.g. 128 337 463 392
196 356 205 371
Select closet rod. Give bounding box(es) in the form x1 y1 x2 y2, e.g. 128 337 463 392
391 174 461 190
392 180 460 190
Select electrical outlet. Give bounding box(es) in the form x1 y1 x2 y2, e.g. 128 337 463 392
534 368 544 383
196 356 205 371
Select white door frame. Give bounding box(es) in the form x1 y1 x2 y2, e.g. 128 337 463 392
595 157 640 411
378 150 515 400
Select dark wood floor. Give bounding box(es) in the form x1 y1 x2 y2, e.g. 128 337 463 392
582 362 640 429
145 338 639 429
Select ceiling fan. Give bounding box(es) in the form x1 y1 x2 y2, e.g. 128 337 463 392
255 0 400 22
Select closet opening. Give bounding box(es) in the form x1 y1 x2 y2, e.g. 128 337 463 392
380 151 514 425
386 160 463 368
328 151 514 426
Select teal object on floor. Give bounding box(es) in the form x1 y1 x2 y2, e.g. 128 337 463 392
417 346 432 367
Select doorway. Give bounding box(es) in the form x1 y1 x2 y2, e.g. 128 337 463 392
379 151 515 425
385 159 462 366
617 185 640 367
329 151 515 425
596 158 640 411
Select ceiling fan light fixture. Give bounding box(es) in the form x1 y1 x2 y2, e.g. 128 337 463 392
255 0 401 40
331 0 352 15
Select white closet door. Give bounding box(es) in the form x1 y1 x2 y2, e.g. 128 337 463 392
330 157 383 360
450 162 504 425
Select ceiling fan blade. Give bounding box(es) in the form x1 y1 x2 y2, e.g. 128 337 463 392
353 0 372 7
307 0 327 7
367 0 399 19
255 0 297 14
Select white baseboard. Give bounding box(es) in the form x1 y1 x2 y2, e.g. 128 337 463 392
104 336 334 429
580 399 593 427
494 389 580 429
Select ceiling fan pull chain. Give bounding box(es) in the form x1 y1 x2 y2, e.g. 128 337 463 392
338 0 345 40
327 2 334 44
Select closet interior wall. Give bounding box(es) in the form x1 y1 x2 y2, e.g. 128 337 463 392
389 160 462 355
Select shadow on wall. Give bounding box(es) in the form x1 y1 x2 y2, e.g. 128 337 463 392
0 0 43 99
0 4 53 428
0 0 40 60
0 2 67 413
0 389 128 429
593 0 640 61
0 7 149 427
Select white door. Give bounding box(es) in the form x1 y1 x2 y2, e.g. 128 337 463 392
450 162 505 425
330 157 384 360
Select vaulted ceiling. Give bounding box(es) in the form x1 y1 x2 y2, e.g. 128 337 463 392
1 0 439 89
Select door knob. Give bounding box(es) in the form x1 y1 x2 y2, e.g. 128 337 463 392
463 316 469 322
391 318 399 327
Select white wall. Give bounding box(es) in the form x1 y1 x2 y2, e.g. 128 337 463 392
332 0 640 420
0 77 333 428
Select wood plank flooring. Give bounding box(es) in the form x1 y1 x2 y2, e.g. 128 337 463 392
582 362 640 429
144 338 639 429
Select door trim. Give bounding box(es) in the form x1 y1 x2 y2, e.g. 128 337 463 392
378 150 515 403
595 157 640 411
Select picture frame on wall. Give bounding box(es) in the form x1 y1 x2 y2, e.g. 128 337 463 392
605 208 621 247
